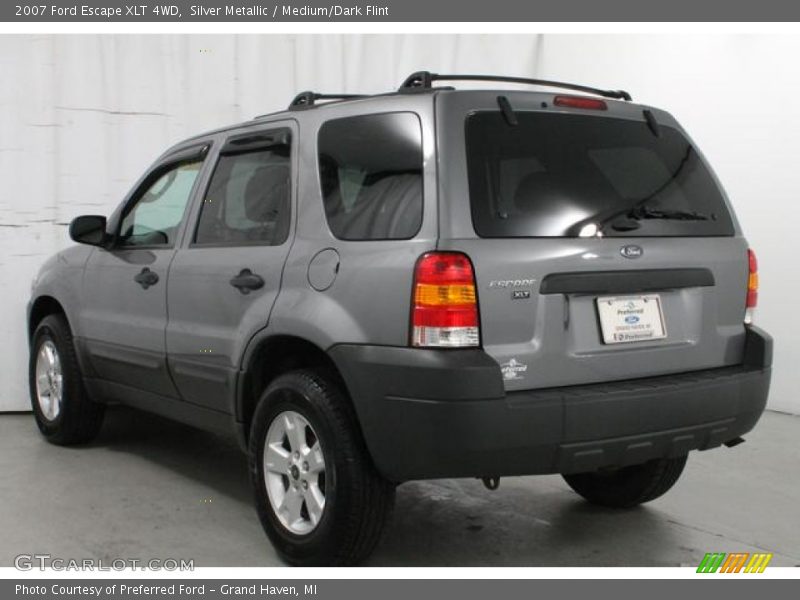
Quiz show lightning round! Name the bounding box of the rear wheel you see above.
[562,455,688,508]
[29,314,105,444]
[249,369,395,566]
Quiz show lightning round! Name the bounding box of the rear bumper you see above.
[329,326,772,482]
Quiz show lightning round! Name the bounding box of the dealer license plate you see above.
[596,295,667,344]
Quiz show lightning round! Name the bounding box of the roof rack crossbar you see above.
[288,91,367,110]
[399,71,632,101]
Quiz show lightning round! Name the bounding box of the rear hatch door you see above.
[435,90,749,391]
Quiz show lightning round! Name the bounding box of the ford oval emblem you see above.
[620,245,643,259]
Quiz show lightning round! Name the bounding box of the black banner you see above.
[5,0,800,22]
[5,579,799,600]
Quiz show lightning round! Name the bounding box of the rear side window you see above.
[195,140,291,246]
[318,112,423,241]
[465,111,735,238]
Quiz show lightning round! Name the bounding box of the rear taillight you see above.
[411,252,479,348]
[745,248,758,324]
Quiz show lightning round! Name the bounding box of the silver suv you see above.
[27,72,772,566]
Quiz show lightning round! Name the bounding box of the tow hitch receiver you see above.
[481,476,500,491]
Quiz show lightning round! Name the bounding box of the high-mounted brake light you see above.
[745,248,758,324]
[553,95,608,111]
[411,252,479,348]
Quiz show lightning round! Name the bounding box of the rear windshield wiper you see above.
[627,206,711,221]
[607,205,712,232]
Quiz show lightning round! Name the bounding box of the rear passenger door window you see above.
[318,112,423,240]
[194,131,291,246]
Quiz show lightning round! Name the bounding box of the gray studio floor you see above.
[1,407,798,568]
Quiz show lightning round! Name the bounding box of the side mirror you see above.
[69,215,108,247]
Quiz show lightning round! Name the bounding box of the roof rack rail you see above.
[288,91,367,110]
[399,71,632,101]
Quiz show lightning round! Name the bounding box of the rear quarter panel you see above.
[267,94,439,349]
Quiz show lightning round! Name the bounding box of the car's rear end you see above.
[336,86,771,484]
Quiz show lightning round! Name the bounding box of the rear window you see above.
[318,112,423,241]
[465,111,735,238]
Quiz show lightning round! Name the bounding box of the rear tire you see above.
[29,314,105,445]
[562,455,688,508]
[249,369,395,566]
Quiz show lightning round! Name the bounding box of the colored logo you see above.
[624,315,640,324]
[696,552,772,573]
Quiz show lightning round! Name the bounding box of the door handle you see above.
[134,267,159,289]
[229,268,264,294]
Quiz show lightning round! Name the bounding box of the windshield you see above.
[465,111,735,238]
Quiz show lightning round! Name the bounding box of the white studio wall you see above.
[0,34,796,414]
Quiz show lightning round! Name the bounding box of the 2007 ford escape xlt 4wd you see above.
[27,72,772,565]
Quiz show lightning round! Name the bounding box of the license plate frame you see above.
[596,294,667,345]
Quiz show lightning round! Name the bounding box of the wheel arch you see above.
[28,295,69,342]
[237,334,355,445]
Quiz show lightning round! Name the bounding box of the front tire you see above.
[29,314,105,445]
[563,455,688,508]
[249,369,395,566]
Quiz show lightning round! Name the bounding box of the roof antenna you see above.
[497,96,518,126]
